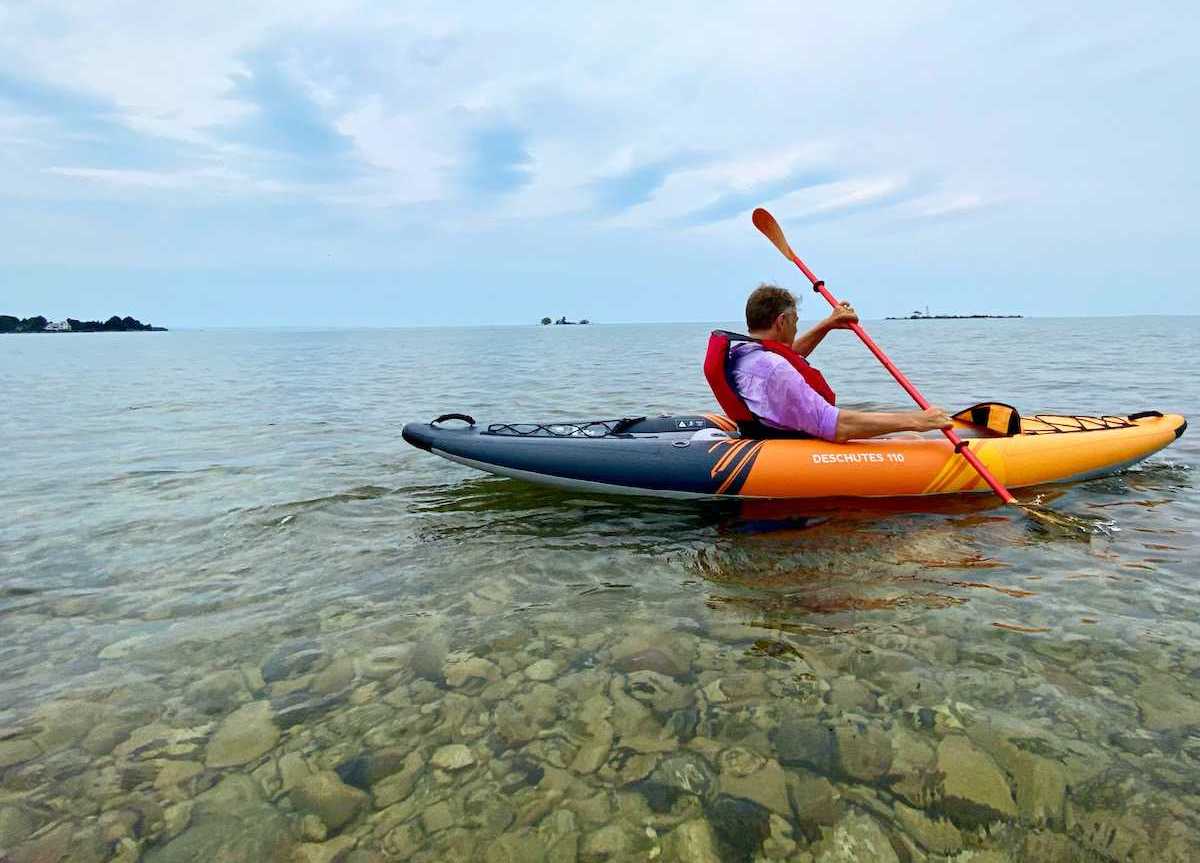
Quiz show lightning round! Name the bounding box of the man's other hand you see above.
[911,406,953,432]
[826,301,859,329]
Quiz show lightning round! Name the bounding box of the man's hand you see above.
[825,301,859,329]
[909,406,953,432]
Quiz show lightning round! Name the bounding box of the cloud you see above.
[0,69,190,170]
[459,123,533,195]
[218,49,362,182]
[678,164,843,226]
[591,151,707,214]
[3,4,1197,320]
[780,176,932,225]
[899,193,997,222]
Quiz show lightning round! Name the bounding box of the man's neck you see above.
[748,328,783,342]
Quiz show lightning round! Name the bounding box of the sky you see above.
[2,1,1197,326]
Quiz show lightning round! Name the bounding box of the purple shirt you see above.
[729,343,840,440]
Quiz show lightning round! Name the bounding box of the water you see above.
[1,317,1197,861]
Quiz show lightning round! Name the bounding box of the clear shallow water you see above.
[1,318,1197,862]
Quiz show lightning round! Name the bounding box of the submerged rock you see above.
[32,699,108,751]
[811,811,899,863]
[625,670,694,714]
[663,819,721,863]
[773,717,836,774]
[833,721,893,783]
[828,676,878,713]
[494,683,563,745]
[371,750,425,808]
[0,738,39,768]
[706,794,771,861]
[291,771,369,832]
[444,656,501,689]
[261,638,325,683]
[888,726,937,807]
[408,635,449,682]
[186,670,250,715]
[281,751,315,791]
[420,799,456,834]
[524,658,559,682]
[717,757,790,819]
[205,701,279,768]
[569,718,614,775]
[431,743,476,771]
[0,804,39,847]
[1013,752,1067,826]
[293,835,357,863]
[311,656,356,696]
[335,747,409,791]
[893,801,962,854]
[785,770,842,841]
[381,821,423,858]
[581,822,648,861]
[611,628,694,679]
[935,735,1017,825]
[147,775,294,863]
[636,752,716,812]
[484,828,547,863]
[1135,670,1200,732]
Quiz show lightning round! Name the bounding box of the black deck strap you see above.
[714,329,760,343]
[954,440,970,453]
[431,413,476,426]
[736,419,813,440]
[1128,411,1164,420]
[609,416,647,435]
[812,280,825,293]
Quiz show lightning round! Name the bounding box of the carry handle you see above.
[431,413,476,426]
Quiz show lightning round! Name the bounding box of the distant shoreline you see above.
[1,315,167,333]
[884,314,1023,320]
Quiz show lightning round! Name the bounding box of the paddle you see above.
[750,207,1107,534]
[752,206,1016,503]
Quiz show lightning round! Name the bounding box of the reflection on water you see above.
[1,320,1198,861]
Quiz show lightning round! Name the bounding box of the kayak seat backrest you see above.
[952,403,1022,436]
[703,330,814,439]
[704,331,756,426]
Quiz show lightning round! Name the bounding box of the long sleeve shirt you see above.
[729,343,840,441]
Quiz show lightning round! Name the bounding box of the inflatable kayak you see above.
[401,405,1186,500]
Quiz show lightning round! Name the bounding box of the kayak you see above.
[401,406,1186,500]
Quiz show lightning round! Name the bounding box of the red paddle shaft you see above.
[765,222,1017,504]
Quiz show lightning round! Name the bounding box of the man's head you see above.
[745,283,798,342]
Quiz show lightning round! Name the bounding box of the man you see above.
[728,283,952,441]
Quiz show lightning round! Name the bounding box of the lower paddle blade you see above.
[1017,500,1115,539]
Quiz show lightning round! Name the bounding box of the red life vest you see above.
[703,330,836,434]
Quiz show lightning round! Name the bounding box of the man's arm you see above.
[831,407,952,442]
[792,302,858,357]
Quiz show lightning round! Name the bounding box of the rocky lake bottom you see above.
[2,321,1198,861]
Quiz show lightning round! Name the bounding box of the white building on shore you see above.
[44,320,71,332]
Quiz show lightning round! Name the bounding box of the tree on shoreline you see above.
[0,314,166,332]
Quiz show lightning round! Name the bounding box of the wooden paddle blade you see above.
[752,207,796,261]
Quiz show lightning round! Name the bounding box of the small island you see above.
[0,315,168,333]
[885,309,1021,320]
[540,316,590,325]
